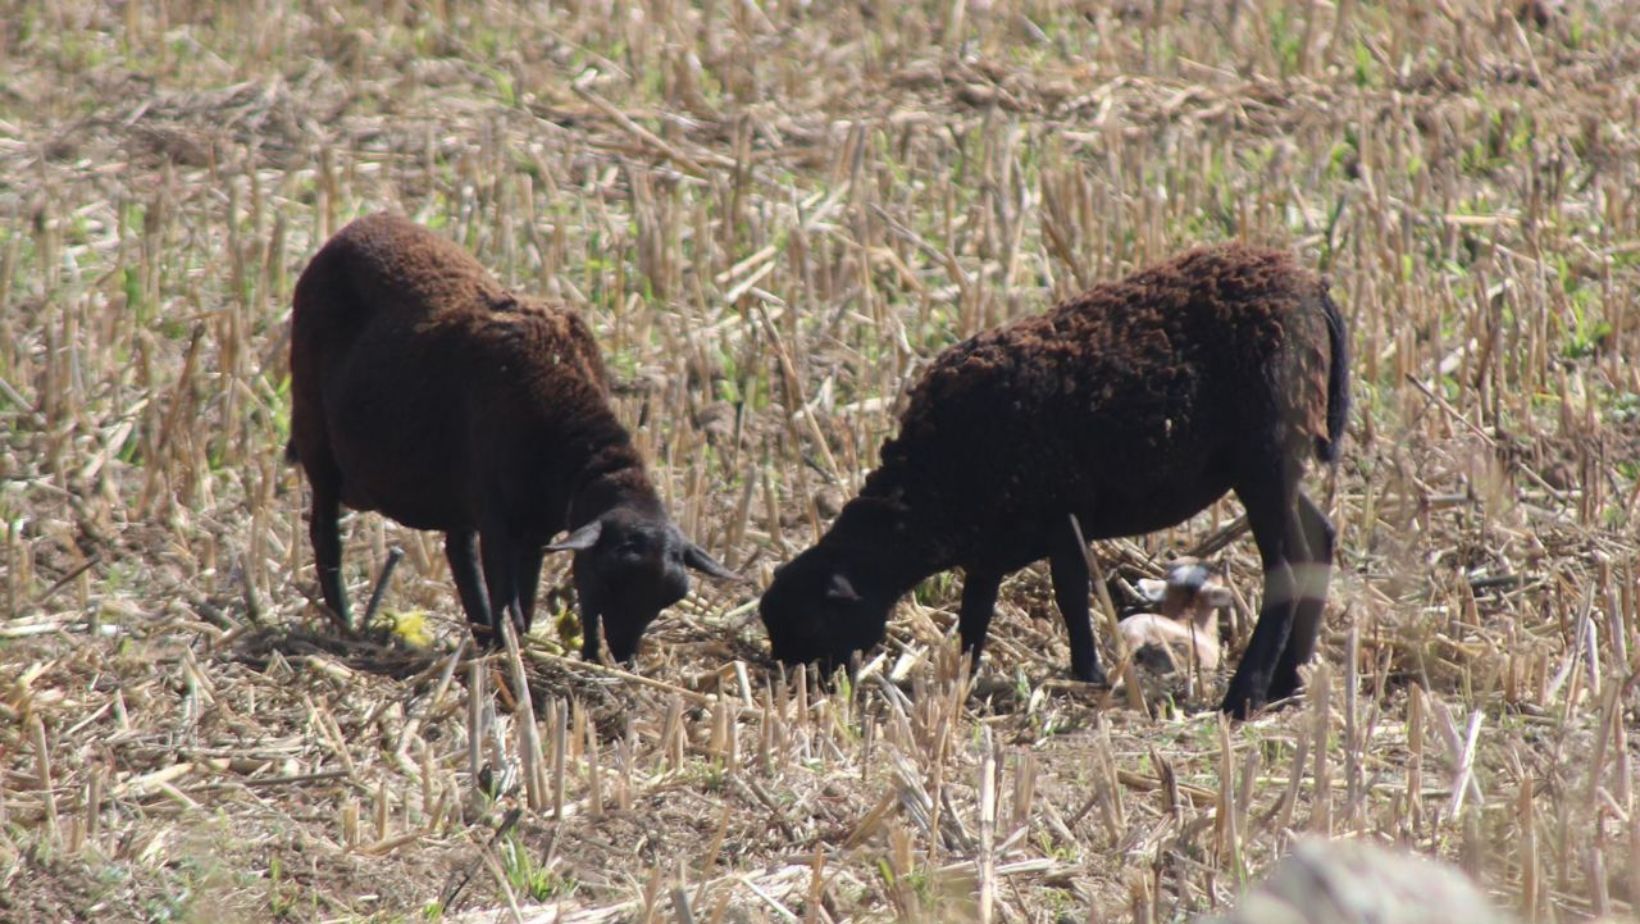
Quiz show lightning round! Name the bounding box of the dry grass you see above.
[2,0,1638,920]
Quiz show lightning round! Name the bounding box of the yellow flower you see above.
[385,610,433,648]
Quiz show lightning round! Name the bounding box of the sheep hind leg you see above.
[1049,538,1107,686]
[444,529,493,639]
[1267,491,1335,703]
[1221,471,1300,719]
[956,569,1003,676]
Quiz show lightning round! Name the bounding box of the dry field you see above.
[3,0,1638,921]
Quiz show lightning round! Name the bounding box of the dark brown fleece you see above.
[761,242,1348,715]
[288,213,737,659]
[289,213,657,539]
[861,244,1336,574]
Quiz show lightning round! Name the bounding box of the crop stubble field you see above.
[2,0,1638,921]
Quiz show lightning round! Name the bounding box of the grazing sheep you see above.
[1119,562,1232,675]
[287,212,736,660]
[758,244,1348,717]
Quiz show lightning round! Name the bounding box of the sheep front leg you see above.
[1049,540,1107,685]
[479,519,524,644]
[309,485,351,629]
[957,569,1002,675]
[514,546,547,634]
[579,611,604,663]
[444,529,492,634]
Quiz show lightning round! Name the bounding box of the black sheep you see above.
[287,212,736,660]
[759,244,1348,717]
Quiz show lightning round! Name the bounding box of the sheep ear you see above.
[683,542,741,582]
[825,573,861,603]
[546,520,603,552]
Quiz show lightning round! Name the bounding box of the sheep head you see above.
[548,506,738,662]
[758,545,895,677]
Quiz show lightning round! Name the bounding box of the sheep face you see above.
[758,547,893,676]
[551,507,736,662]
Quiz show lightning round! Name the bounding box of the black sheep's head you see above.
[548,507,738,663]
[758,545,893,677]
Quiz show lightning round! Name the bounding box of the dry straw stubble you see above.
[1,0,1638,921]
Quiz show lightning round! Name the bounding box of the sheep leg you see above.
[579,609,604,663]
[1267,492,1335,703]
[308,483,351,629]
[1049,539,1107,685]
[1221,476,1299,718]
[957,569,1002,674]
[479,520,524,643]
[514,546,546,633]
[444,529,492,633]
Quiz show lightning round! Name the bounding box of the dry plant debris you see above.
[2,0,1638,921]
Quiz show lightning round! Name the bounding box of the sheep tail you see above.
[284,438,299,465]
[1318,285,1349,464]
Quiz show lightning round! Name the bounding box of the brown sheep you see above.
[287,212,736,660]
[758,244,1348,717]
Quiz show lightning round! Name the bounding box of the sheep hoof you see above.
[1071,663,1108,687]
[1220,683,1267,719]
